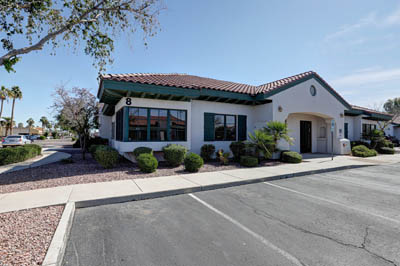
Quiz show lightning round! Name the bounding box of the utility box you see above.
[339,138,351,155]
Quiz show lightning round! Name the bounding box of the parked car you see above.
[2,135,32,147]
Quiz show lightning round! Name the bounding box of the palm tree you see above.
[0,86,9,118]
[40,116,49,133]
[9,86,22,135]
[3,117,14,136]
[27,118,35,135]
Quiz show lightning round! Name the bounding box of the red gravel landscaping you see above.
[0,150,282,194]
[0,205,64,266]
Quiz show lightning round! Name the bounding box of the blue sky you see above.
[2,0,400,126]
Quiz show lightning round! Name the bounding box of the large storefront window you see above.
[214,114,236,141]
[170,110,186,141]
[129,107,147,141]
[127,107,187,142]
[115,109,124,141]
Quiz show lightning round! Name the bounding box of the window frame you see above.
[213,114,237,141]
[126,106,187,142]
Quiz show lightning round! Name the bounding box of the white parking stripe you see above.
[188,193,306,266]
[264,182,400,225]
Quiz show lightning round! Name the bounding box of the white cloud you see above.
[324,13,377,41]
[332,68,400,87]
[325,7,400,41]
[383,7,400,25]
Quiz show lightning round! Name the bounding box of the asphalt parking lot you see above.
[63,164,400,266]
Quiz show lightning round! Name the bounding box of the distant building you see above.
[1,126,43,136]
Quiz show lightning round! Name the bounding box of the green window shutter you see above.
[204,113,215,141]
[238,115,247,141]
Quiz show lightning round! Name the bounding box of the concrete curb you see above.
[42,202,75,266]
[74,163,372,209]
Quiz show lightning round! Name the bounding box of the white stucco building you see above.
[97,71,399,158]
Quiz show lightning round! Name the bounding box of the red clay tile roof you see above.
[100,71,351,108]
[351,105,393,117]
[101,71,323,96]
[101,73,256,95]
[255,71,314,94]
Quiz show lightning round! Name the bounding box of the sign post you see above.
[331,120,335,161]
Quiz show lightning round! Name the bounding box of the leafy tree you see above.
[0,86,10,118]
[372,98,400,132]
[27,118,35,135]
[0,0,163,72]
[8,86,22,135]
[51,86,98,159]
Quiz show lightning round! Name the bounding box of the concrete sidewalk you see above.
[0,149,71,175]
[0,154,399,214]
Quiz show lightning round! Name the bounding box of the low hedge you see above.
[229,141,245,161]
[137,153,158,173]
[281,151,302,163]
[0,144,42,166]
[378,147,395,154]
[352,145,377,157]
[240,155,258,167]
[94,147,119,168]
[184,153,204,172]
[200,144,215,162]
[133,147,153,159]
[350,141,370,149]
[162,144,187,167]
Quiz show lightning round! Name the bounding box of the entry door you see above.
[300,121,312,153]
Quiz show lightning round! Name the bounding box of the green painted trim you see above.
[100,80,257,104]
[167,110,171,141]
[123,107,129,142]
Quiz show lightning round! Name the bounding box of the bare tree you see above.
[52,86,98,159]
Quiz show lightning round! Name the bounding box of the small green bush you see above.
[229,141,246,161]
[162,144,187,167]
[94,147,119,168]
[137,153,158,173]
[0,144,42,166]
[350,141,370,149]
[378,147,395,154]
[39,135,46,140]
[184,153,204,172]
[240,155,259,167]
[352,145,377,157]
[89,144,101,154]
[133,147,153,159]
[281,151,302,163]
[200,144,215,162]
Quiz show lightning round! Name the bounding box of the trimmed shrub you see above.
[162,144,187,167]
[133,147,153,159]
[94,147,119,168]
[200,144,215,162]
[89,144,101,154]
[281,151,302,163]
[350,141,370,149]
[240,155,259,167]
[137,153,158,173]
[184,153,204,172]
[39,136,46,140]
[352,145,377,157]
[229,141,245,161]
[0,144,42,166]
[378,147,395,154]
